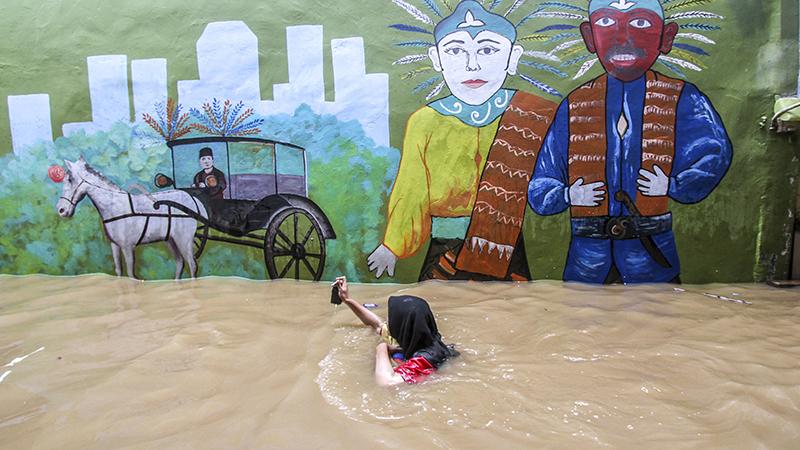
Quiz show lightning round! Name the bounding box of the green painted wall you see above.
[0,0,798,283]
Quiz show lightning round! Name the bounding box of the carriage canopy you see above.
[166,137,308,201]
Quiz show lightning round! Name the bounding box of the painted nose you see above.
[466,54,480,72]
[614,25,629,45]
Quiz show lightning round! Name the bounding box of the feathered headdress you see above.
[388,0,722,100]
[521,0,722,80]
[389,0,568,100]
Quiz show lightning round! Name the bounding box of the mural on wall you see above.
[54,156,207,279]
[528,0,733,283]
[50,98,337,281]
[368,0,565,281]
[0,0,748,283]
[3,19,398,281]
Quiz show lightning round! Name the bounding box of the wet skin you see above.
[579,9,679,81]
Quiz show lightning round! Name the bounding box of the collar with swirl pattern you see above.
[428,89,516,127]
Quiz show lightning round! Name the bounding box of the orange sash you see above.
[567,71,684,218]
[454,91,557,279]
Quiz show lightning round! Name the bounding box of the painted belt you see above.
[571,213,672,240]
[431,216,470,240]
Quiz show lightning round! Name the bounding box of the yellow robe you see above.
[383,106,501,258]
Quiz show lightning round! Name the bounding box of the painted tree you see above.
[142,98,193,140]
[190,99,264,136]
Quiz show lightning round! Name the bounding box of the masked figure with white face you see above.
[528,0,732,284]
[368,0,558,281]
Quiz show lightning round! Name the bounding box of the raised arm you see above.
[333,276,382,334]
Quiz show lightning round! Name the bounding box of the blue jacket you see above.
[528,73,732,283]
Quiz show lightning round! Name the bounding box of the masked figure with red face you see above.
[528,0,732,284]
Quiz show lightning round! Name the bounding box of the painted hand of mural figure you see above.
[367,244,397,278]
[375,0,558,282]
[637,165,669,197]
[568,178,606,207]
[528,0,732,285]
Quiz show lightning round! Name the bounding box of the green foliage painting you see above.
[0,107,398,282]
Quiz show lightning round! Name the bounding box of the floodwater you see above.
[1,275,798,449]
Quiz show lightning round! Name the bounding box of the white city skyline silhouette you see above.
[7,21,390,154]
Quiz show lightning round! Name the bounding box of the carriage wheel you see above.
[194,224,209,259]
[264,208,326,281]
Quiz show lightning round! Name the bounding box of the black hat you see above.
[199,147,214,158]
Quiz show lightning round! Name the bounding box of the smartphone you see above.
[330,285,342,305]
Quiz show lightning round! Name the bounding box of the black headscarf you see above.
[387,295,459,368]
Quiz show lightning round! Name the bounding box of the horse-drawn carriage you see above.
[153,136,335,281]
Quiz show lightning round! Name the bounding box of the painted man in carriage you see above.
[192,147,228,200]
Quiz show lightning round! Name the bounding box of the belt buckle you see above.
[605,217,631,240]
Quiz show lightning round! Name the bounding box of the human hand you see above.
[333,276,349,301]
[569,178,606,207]
[367,245,397,278]
[637,165,669,196]
[198,182,206,188]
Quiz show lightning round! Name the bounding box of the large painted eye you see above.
[444,46,465,56]
[630,18,652,29]
[594,17,616,27]
[477,46,499,56]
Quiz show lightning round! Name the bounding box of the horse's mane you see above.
[79,161,125,192]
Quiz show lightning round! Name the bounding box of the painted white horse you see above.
[55,157,207,279]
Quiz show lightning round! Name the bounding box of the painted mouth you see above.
[611,54,638,62]
[608,52,642,67]
[462,79,488,89]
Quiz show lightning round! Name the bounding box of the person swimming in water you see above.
[332,276,459,386]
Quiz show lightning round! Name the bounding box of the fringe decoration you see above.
[391,0,434,26]
[389,23,433,35]
[393,54,429,65]
[667,11,724,20]
[572,58,599,80]
[675,32,716,45]
[425,80,446,100]
[518,73,563,98]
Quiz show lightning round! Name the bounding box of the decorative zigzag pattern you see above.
[569,132,605,143]
[642,139,673,150]
[498,124,543,142]
[642,152,674,163]
[643,123,675,133]
[485,161,530,179]
[568,154,605,165]
[479,181,526,203]
[473,201,524,227]
[507,104,550,121]
[647,92,681,103]
[494,139,536,157]
[643,105,675,117]
[570,115,601,124]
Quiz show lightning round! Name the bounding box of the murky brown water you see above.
[1,275,798,449]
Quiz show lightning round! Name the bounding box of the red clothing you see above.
[393,356,435,384]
